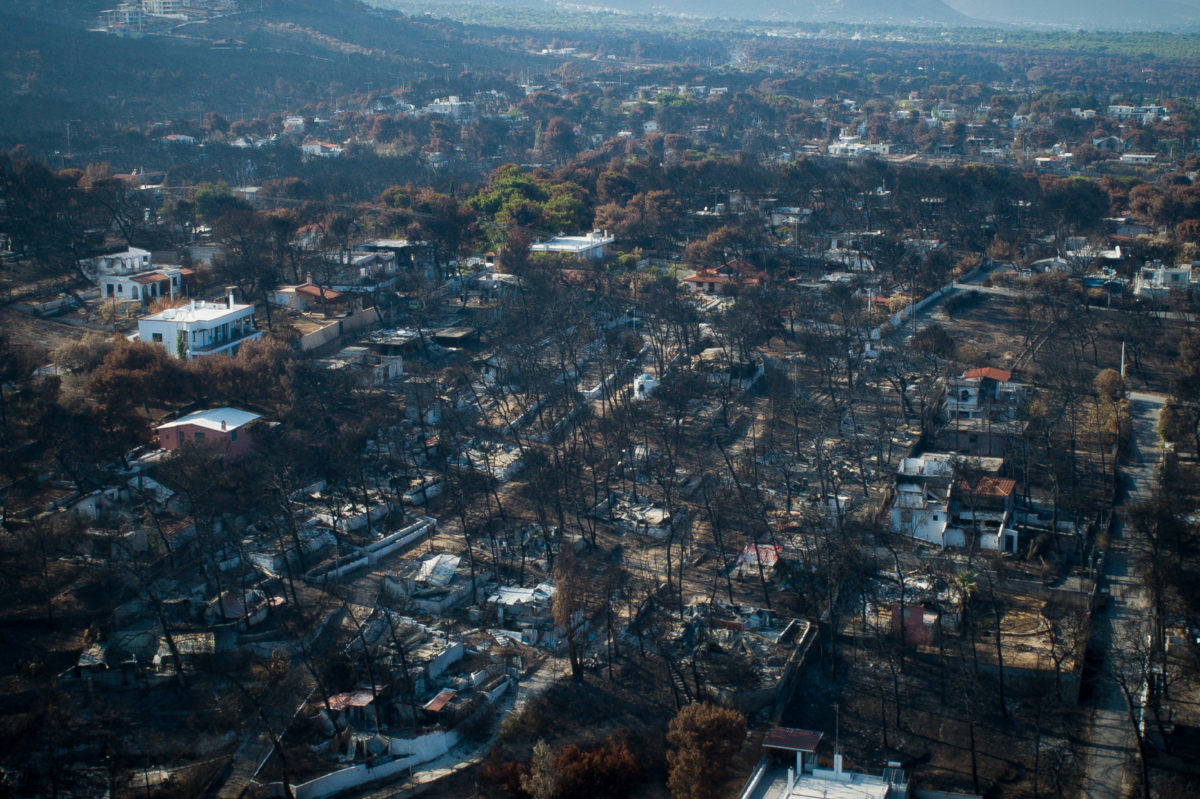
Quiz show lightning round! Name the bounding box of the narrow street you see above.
[1078,392,1164,799]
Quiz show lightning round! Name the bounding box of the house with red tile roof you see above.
[270,281,349,313]
[945,366,1024,421]
[681,259,768,295]
[891,452,1020,553]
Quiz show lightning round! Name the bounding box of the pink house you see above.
[157,407,262,460]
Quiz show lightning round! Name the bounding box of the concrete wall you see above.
[282,723,465,799]
[24,296,79,316]
[739,760,770,799]
[298,322,342,352]
[427,641,464,679]
[1000,577,1095,613]
[307,517,434,581]
[297,307,379,352]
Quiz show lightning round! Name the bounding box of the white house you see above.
[944,367,1022,420]
[420,96,476,120]
[82,248,193,306]
[934,104,958,121]
[743,727,908,799]
[139,290,261,359]
[100,267,185,306]
[890,453,1018,552]
[80,247,152,281]
[632,373,659,400]
[1134,262,1196,300]
[141,0,181,16]
[301,140,343,158]
[530,230,614,260]
[1107,104,1168,123]
[890,454,954,547]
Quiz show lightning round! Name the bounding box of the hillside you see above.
[944,0,1200,31]
[0,0,531,144]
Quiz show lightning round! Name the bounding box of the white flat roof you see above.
[750,768,900,799]
[361,238,415,248]
[143,301,254,324]
[789,771,893,799]
[158,407,261,433]
[87,247,150,259]
[531,233,615,253]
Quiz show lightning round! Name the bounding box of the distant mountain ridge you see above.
[942,0,1200,31]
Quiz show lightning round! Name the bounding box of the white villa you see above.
[81,247,192,306]
[530,230,614,260]
[139,290,261,359]
[1133,262,1196,300]
[80,247,152,279]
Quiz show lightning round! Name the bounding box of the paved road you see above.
[1078,392,1164,799]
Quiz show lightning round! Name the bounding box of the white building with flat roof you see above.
[139,290,261,359]
[743,727,908,799]
[530,230,614,260]
[141,0,181,14]
[420,96,476,120]
[1134,262,1195,300]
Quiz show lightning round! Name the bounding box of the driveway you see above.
[1078,392,1163,799]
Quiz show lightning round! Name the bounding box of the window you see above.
[230,430,238,442]
[117,284,123,293]
[900,509,913,524]
[194,432,205,441]
[152,333,163,343]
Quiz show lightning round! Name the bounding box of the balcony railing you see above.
[189,328,261,354]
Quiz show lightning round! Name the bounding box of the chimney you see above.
[221,420,227,431]
[225,286,237,308]
[833,754,843,776]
